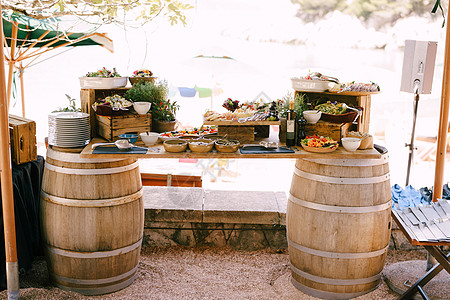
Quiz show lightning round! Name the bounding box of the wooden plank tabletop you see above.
[79,137,382,159]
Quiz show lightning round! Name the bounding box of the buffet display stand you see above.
[76,133,391,299]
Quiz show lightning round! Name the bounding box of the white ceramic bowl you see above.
[291,78,330,92]
[303,110,322,124]
[140,132,159,145]
[79,77,128,89]
[341,137,361,152]
[133,102,152,115]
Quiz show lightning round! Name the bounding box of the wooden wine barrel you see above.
[40,147,144,295]
[287,153,391,299]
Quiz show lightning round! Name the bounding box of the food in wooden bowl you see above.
[92,95,133,116]
[300,135,338,153]
[215,139,240,153]
[189,139,214,153]
[163,139,187,153]
[313,101,359,124]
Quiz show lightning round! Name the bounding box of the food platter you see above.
[158,126,218,141]
[300,135,339,153]
[301,144,338,153]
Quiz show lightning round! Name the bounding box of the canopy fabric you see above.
[2,13,113,51]
[2,12,113,116]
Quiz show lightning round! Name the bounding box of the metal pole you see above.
[0,3,20,299]
[405,93,420,186]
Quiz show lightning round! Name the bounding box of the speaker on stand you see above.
[400,39,438,186]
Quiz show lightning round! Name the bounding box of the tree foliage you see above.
[1,0,193,26]
[292,0,442,26]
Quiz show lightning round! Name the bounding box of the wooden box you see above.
[218,125,255,143]
[304,121,351,142]
[80,88,129,138]
[295,90,375,133]
[8,114,37,165]
[96,113,152,141]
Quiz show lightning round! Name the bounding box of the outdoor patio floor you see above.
[0,247,429,299]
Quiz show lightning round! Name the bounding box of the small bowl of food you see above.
[215,139,240,153]
[133,102,151,115]
[303,110,322,124]
[140,132,159,146]
[188,139,214,153]
[118,133,138,144]
[341,137,361,152]
[163,139,187,153]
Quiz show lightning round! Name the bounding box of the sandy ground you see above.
[0,246,428,300]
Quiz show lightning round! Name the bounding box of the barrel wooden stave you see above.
[41,147,144,295]
[288,156,391,299]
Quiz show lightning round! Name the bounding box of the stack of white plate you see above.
[48,112,90,148]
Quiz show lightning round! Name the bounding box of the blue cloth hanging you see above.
[178,87,197,97]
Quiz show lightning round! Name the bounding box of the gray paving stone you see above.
[143,186,203,222]
[203,190,280,224]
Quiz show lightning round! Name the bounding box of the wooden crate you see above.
[218,125,255,143]
[80,88,129,138]
[304,121,352,142]
[96,113,152,141]
[295,90,374,133]
[8,114,37,165]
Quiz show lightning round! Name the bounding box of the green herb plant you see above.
[277,92,308,119]
[52,94,81,113]
[125,80,178,121]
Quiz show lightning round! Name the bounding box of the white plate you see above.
[79,77,128,89]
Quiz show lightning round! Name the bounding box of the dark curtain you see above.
[0,156,45,290]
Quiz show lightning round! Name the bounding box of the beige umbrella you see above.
[0,3,19,298]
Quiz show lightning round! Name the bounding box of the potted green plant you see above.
[125,80,179,132]
[52,94,81,113]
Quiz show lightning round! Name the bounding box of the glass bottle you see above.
[286,100,296,146]
[297,117,306,146]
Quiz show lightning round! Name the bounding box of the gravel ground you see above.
[0,246,427,300]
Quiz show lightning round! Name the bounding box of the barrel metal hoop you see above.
[290,277,380,299]
[303,155,388,167]
[41,189,143,207]
[290,262,381,285]
[288,194,392,213]
[293,167,390,184]
[47,147,124,163]
[45,160,139,175]
[287,237,389,259]
[46,238,142,259]
[52,264,138,286]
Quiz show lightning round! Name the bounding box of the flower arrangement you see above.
[85,67,121,78]
[132,69,153,77]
